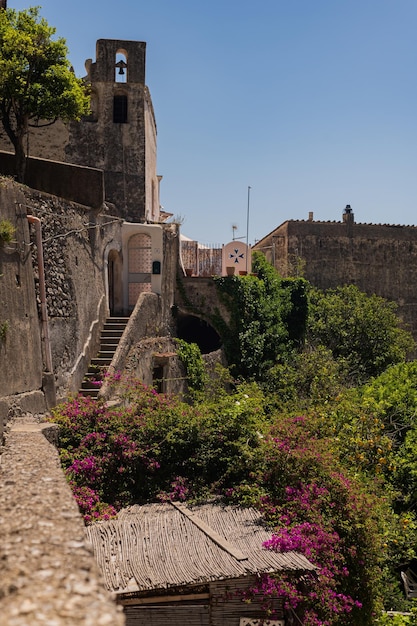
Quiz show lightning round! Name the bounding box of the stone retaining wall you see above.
[0,416,125,626]
[0,151,104,208]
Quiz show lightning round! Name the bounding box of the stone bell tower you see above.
[65,39,160,224]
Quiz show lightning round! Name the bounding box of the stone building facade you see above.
[253,205,417,339]
[0,39,161,224]
[0,34,179,415]
[66,39,160,223]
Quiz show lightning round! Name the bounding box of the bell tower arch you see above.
[65,39,160,224]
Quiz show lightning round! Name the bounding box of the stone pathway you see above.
[0,417,125,626]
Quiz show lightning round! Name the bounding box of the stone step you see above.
[79,316,129,398]
[103,322,128,330]
[100,337,120,346]
[101,329,124,339]
[105,317,130,324]
[79,388,100,398]
[81,380,102,390]
[86,363,101,375]
[97,346,115,358]
[91,356,113,367]
[84,370,105,380]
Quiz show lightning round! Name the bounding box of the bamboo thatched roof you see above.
[85,502,316,594]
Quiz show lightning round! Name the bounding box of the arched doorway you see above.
[128,233,152,310]
[108,249,123,316]
[176,312,222,354]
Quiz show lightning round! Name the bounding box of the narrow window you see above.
[87,90,98,122]
[153,366,164,393]
[113,95,128,123]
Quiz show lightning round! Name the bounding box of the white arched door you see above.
[127,233,152,309]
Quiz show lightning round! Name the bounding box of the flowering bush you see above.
[51,375,267,520]
[52,374,409,624]
[70,484,117,524]
[226,414,387,624]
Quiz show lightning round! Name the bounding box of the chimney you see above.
[0,1,7,9]
[308,211,314,221]
[343,204,354,224]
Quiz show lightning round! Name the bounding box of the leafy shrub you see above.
[264,345,344,410]
[175,338,206,392]
[213,252,308,380]
[226,413,389,625]
[0,219,15,243]
[307,285,414,384]
[52,372,413,623]
[51,375,267,518]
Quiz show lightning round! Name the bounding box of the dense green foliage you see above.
[51,259,417,624]
[175,338,206,392]
[213,252,308,379]
[0,6,90,181]
[307,285,414,384]
[52,376,388,624]
[264,345,345,411]
[52,377,267,514]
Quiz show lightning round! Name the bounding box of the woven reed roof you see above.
[85,502,316,594]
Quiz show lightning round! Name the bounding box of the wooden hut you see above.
[85,501,316,626]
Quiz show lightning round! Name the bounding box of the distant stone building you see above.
[253,206,417,339]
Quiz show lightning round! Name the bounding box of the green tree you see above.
[213,252,308,380]
[357,361,417,457]
[264,345,345,411]
[362,363,417,511]
[0,6,89,181]
[307,284,414,385]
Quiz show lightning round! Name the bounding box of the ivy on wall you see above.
[213,252,308,380]
[175,338,206,392]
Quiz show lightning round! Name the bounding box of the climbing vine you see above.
[213,252,308,380]
[175,338,206,391]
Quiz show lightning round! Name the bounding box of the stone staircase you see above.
[79,317,130,398]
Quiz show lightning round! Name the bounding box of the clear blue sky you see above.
[9,1,417,245]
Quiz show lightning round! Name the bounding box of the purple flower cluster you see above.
[159,476,189,502]
[70,484,117,524]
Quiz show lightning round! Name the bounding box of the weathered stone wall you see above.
[1,175,181,417]
[0,177,125,413]
[124,336,186,396]
[0,119,69,163]
[254,217,417,340]
[161,223,180,320]
[24,189,123,399]
[0,150,104,208]
[0,179,44,435]
[175,276,232,333]
[0,417,125,626]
